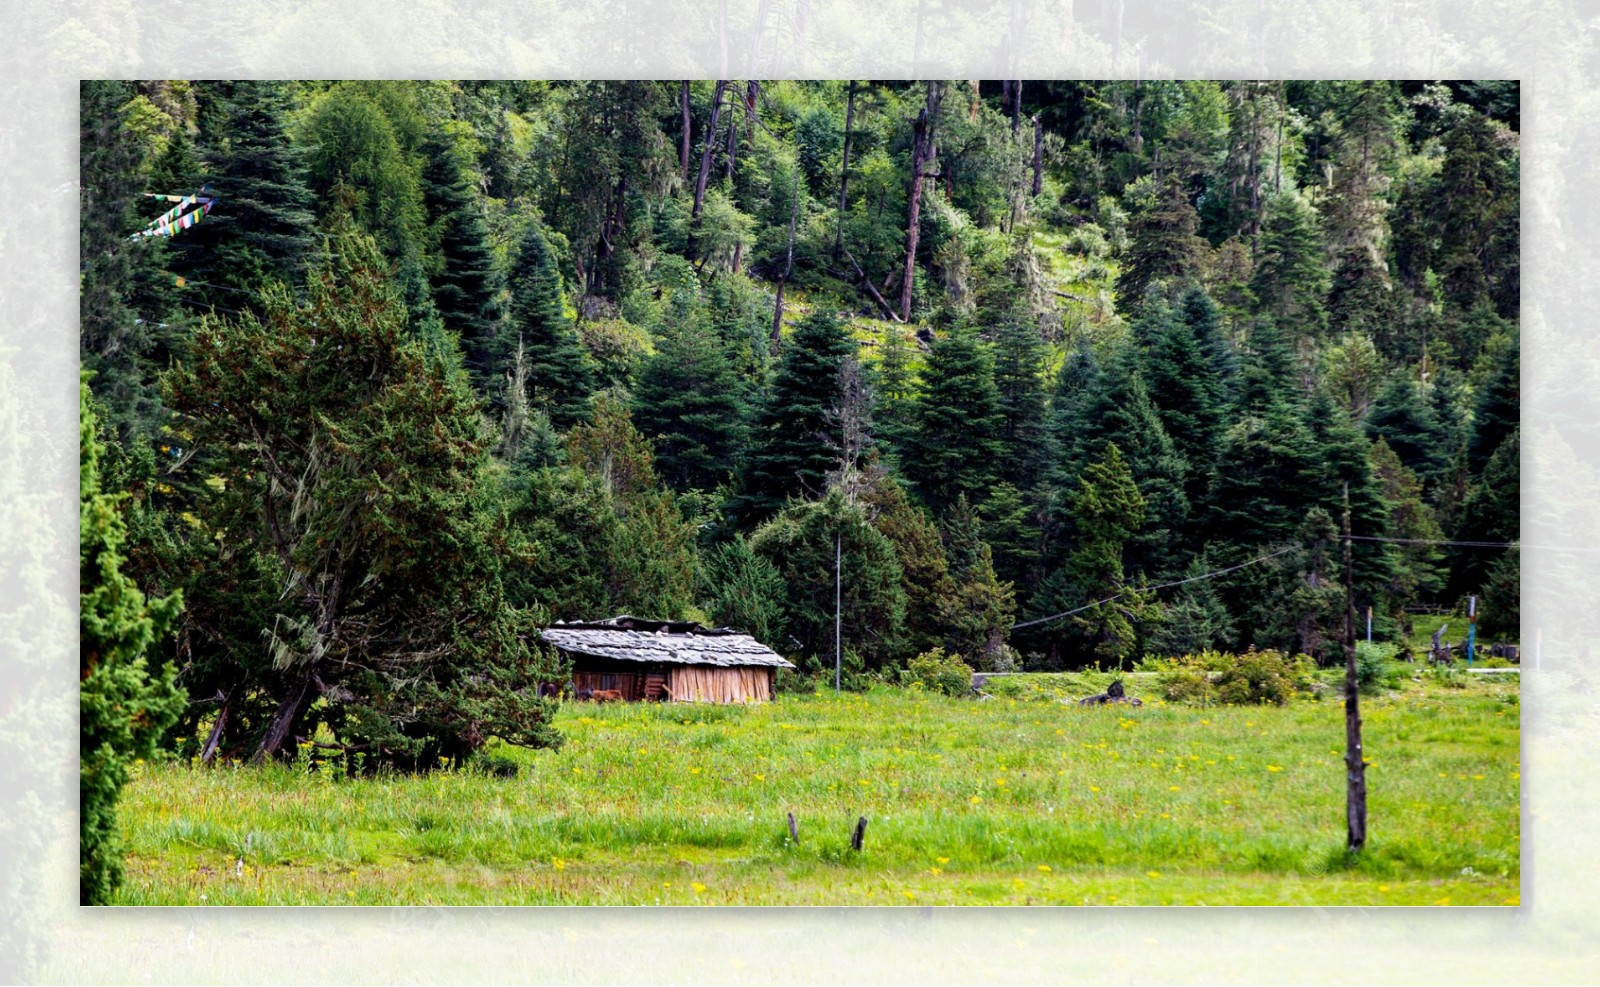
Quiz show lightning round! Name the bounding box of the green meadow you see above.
[114,673,1519,906]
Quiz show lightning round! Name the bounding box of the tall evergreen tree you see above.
[1116,176,1207,313]
[180,81,317,298]
[734,310,855,525]
[506,221,594,425]
[1138,287,1230,510]
[990,318,1051,491]
[1364,376,1453,494]
[1250,193,1329,340]
[1467,333,1519,477]
[164,227,563,767]
[901,326,1005,514]
[940,497,1017,671]
[633,326,750,491]
[80,378,184,904]
[421,132,505,365]
[1053,347,1188,575]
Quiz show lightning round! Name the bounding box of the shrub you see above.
[1155,649,1316,706]
[1159,666,1217,704]
[1216,649,1298,706]
[1355,642,1403,694]
[905,648,975,697]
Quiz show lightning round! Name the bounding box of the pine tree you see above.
[991,318,1051,491]
[750,490,907,673]
[421,132,505,367]
[900,326,1004,514]
[506,222,594,425]
[700,535,788,646]
[1116,176,1207,313]
[80,377,184,904]
[1450,427,1519,600]
[862,471,959,659]
[1364,375,1453,494]
[181,81,317,297]
[1369,436,1446,619]
[1305,391,1393,597]
[1467,333,1519,477]
[734,311,855,525]
[79,81,170,440]
[1060,443,1156,666]
[1053,347,1189,576]
[633,326,749,491]
[1138,287,1230,510]
[1250,193,1329,340]
[940,497,1017,671]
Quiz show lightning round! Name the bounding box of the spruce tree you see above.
[900,326,1005,514]
[164,227,563,767]
[80,81,169,440]
[1364,376,1454,493]
[734,310,855,525]
[80,378,184,904]
[991,318,1051,492]
[421,132,505,367]
[1053,347,1189,575]
[633,326,749,491]
[506,222,594,425]
[1250,193,1329,340]
[863,471,959,659]
[940,497,1017,671]
[181,81,317,297]
[1138,287,1230,510]
[1467,333,1519,477]
[1116,176,1207,313]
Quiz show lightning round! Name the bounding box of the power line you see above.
[1013,546,1298,631]
[1342,534,1518,549]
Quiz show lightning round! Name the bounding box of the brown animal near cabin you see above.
[588,689,625,703]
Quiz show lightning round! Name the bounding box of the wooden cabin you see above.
[540,616,795,704]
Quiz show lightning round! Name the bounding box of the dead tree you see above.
[833,80,857,262]
[679,81,692,182]
[1031,114,1044,197]
[900,81,942,322]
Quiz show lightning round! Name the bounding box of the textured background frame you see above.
[1,0,1586,981]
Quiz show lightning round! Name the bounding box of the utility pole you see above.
[1343,481,1367,851]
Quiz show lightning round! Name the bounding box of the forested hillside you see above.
[80,79,1519,761]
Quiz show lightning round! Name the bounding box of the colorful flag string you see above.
[129,187,219,240]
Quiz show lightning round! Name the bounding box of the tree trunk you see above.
[691,81,727,222]
[773,173,800,352]
[834,80,857,262]
[725,99,739,181]
[1032,114,1044,197]
[199,684,238,765]
[251,662,317,764]
[1010,80,1023,136]
[901,82,941,322]
[680,81,692,182]
[1343,482,1368,850]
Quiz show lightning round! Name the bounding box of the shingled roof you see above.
[539,616,796,669]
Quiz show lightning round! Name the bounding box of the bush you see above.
[1155,649,1315,706]
[1355,642,1403,694]
[982,675,1025,699]
[905,648,975,697]
[1216,649,1299,706]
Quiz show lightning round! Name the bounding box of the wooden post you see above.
[1342,481,1367,851]
[834,530,843,694]
[850,816,868,851]
[788,812,800,846]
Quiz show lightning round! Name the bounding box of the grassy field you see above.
[114,672,1520,906]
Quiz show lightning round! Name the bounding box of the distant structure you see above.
[540,616,795,704]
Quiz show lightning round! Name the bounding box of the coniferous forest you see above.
[80,79,1518,791]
